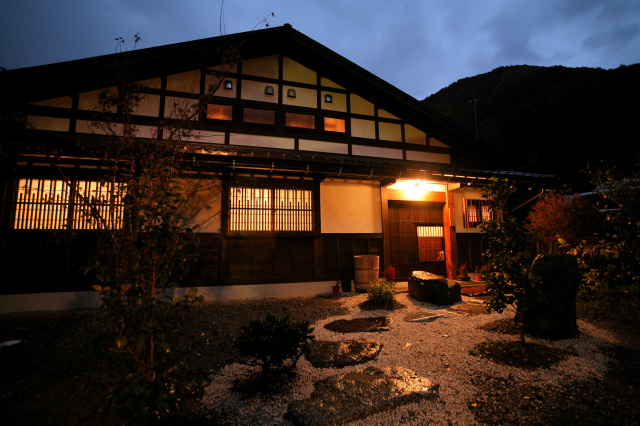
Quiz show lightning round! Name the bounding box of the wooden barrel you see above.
[354,255,380,292]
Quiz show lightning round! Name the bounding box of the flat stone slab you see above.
[403,312,444,323]
[445,303,490,315]
[324,316,391,333]
[286,366,439,426]
[305,339,383,368]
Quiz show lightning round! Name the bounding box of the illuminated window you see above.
[13,178,124,230]
[223,80,233,90]
[324,94,333,103]
[285,112,315,129]
[323,117,345,133]
[287,88,296,98]
[264,85,274,95]
[228,185,314,234]
[463,198,494,228]
[206,104,233,121]
[417,225,445,262]
[243,108,276,125]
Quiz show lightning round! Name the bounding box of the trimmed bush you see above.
[234,314,314,378]
[367,279,396,308]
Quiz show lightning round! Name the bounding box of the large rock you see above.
[523,254,581,340]
[305,339,382,368]
[409,272,462,306]
[286,366,439,425]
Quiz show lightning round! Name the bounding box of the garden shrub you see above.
[367,279,396,308]
[234,314,314,378]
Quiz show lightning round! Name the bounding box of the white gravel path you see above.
[201,292,618,425]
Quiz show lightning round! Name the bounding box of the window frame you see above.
[206,103,234,121]
[224,181,318,236]
[285,112,316,130]
[242,107,277,125]
[462,198,495,228]
[10,177,125,231]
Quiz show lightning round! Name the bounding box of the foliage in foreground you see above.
[577,162,640,294]
[234,314,315,379]
[367,278,396,308]
[480,178,542,344]
[79,35,234,422]
[470,340,572,370]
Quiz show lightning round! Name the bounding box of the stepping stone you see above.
[305,339,383,368]
[445,303,490,315]
[286,366,439,426]
[403,313,444,323]
[324,316,391,333]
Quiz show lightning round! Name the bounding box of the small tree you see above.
[572,161,640,321]
[480,178,541,344]
[527,189,601,254]
[79,35,236,422]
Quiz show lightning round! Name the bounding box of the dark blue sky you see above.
[1,0,639,98]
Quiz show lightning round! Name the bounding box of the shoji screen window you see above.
[463,198,493,228]
[12,178,124,230]
[228,185,315,234]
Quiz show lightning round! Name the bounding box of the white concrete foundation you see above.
[0,281,337,313]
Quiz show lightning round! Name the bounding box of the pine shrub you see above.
[234,314,314,378]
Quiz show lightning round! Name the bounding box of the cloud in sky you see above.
[1,0,639,98]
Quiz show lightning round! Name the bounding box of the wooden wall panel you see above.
[389,202,445,279]
[456,233,485,271]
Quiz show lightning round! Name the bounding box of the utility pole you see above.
[470,98,478,142]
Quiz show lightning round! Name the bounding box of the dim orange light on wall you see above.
[388,179,445,200]
[323,117,345,132]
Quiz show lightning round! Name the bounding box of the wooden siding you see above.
[0,232,383,294]
[456,233,485,272]
[388,201,446,279]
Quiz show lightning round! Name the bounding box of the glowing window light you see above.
[229,186,314,233]
[323,117,345,132]
[13,178,124,230]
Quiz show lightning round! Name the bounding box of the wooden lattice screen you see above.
[13,178,124,230]
[228,186,314,233]
[463,198,492,228]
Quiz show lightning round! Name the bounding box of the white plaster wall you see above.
[0,282,337,313]
[453,187,485,233]
[181,178,222,233]
[320,178,382,233]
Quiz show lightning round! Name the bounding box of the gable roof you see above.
[1,24,558,185]
[2,25,472,149]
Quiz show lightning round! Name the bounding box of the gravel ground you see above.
[202,292,640,425]
[1,291,639,425]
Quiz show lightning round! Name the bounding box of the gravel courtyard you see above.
[1,290,639,425]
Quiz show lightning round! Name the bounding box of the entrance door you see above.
[388,202,446,279]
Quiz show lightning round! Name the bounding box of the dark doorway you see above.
[388,201,446,279]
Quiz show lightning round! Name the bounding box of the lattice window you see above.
[463,198,494,228]
[228,185,314,234]
[13,178,124,230]
[417,225,445,262]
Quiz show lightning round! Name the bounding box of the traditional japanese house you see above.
[0,24,556,311]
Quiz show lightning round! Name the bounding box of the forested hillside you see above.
[423,64,640,190]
